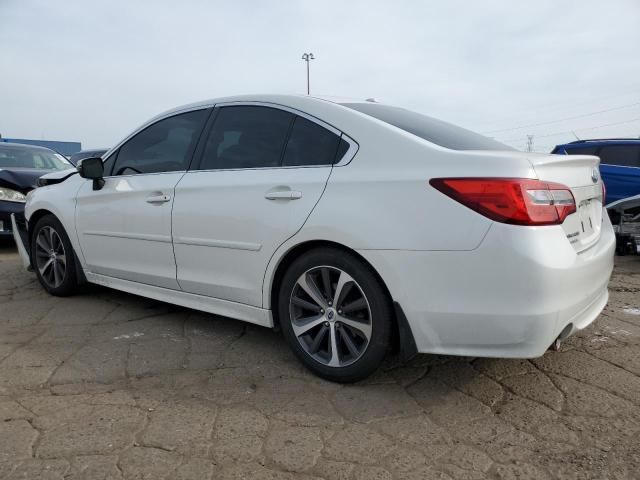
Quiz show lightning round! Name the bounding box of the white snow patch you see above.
[113,332,145,340]
[623,307,640,316]
[602,325,632,336]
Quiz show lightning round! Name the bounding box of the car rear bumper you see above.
[358,211,616,358]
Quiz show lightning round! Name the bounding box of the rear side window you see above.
[112,109,208,176]
[200,106,293,170]
[563,146,599,155]
[598,145,640,167]
[282,116,341,166]
[341,102,513,151]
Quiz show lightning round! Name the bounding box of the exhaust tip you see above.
[549,323,574,352]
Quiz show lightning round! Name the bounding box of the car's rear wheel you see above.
[278,247,392,382]
[31,215,79,296]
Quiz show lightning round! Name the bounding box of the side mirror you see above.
[77,157,105,190]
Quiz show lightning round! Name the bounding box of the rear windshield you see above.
[341,103,514,151]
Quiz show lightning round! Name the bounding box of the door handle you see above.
[265,190,303,200]
[146,194,171,204]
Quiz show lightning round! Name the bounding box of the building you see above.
[0,137,81,156]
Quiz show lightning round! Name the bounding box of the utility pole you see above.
[301,53,314,95]
[526,135,534,152]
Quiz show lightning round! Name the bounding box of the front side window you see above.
[112,109,208,176]
[598,145,640,167]
[282,116,342,166]
[102,150,118,176]
[199,106,293,170]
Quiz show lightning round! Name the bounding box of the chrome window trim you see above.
[211,101,359,167]
[185,165,333,174]
[103,170,188,180]
[335,133,359,167]
[102,101,360,176]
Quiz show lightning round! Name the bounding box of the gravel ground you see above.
[0,240,639,480]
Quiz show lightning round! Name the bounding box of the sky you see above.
[1,0,639,151]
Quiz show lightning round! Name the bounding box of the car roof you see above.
[0,142,58,153]
[154,94,374,119]
[556,138,640,148]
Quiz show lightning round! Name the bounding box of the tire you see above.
[278,247,392,382]
[30,215,79,296]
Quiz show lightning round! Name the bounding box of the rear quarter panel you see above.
[261,119,537,307]
[300,134,537,251]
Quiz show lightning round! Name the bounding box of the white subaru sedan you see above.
[13,94,615,382]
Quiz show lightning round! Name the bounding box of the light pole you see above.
[301,53,314,95]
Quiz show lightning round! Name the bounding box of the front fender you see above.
[25,175,87,268]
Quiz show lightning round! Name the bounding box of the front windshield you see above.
[0,147,72,170]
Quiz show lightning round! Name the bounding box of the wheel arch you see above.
[27,208,87,285]
[267,239,414,358]
[28,209,58,241]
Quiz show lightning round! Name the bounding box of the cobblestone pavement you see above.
[0,241,639,480]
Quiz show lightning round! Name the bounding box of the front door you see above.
[75,108,209,289]
[172,105,348,307]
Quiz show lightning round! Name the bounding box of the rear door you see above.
[172,104,346,307]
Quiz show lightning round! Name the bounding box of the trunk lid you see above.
[528,153,604,252]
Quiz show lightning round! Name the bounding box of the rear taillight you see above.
[430,178,577,226]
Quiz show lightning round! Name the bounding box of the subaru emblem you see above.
[591,168,598,183]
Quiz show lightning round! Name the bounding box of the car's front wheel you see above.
[278,247,392,382]
[31,215,79,296]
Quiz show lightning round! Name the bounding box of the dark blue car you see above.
[0,143,73,238]
[552,139,640,204]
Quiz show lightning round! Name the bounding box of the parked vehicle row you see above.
[606,194,640,255]
[13,95,615,381]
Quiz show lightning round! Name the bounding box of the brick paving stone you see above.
[264,424,324,472]
[0,420,38,462]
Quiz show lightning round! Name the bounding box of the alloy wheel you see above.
[34,226,67,289]
[289,266,372,367]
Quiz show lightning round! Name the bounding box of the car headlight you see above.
[0,187,27,203]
